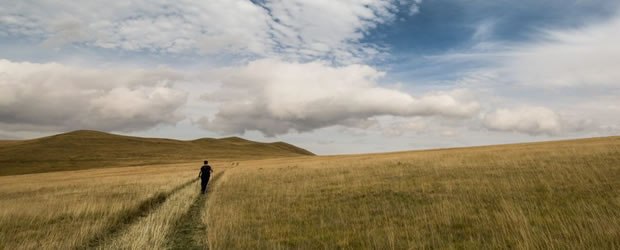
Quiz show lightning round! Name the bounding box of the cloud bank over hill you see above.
[0,59,187,132]
[197,59,479,136]
[482,106,595,136]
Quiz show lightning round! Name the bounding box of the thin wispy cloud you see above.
[0,0,421,63]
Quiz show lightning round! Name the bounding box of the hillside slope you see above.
[207,135,620,249]
[0,130,314,176]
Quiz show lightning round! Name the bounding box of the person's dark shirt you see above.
[200,165,212,178]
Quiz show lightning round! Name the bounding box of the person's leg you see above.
[201,179,207,193]
[204,177,210,192]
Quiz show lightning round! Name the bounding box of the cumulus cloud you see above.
[482,106,595,136]
[483,106,562,135]
[0,59,188,132]
[197,59,479,136]
[0,0,421,62]
[427,13,620,138]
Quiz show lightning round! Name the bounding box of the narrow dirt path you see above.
[79,178,198,249]
[167,171,224,250]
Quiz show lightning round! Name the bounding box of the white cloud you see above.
[260,0,399,62]
[0,0,420,63]
[503,16,620,87]
[483,106,562,135]
[471,19,496,41]
[408,0,423,15]
[561,94,620,135]
[482,106,595,136]
[383,118,426,136]
[440,130,458,137]
[197,59,480,136]
[431,14,620,137]
[39,18,90,48]
[436,14,620,88]
[0,59,188,132]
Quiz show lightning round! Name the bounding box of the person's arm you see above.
[210,167,213,173]
[198,169,202,178]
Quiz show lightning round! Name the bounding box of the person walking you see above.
[198,160,213,194]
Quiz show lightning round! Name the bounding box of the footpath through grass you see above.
[168,172,224,250]
[83,178,198,249]
[0,163,202,250]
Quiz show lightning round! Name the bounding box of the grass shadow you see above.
[78,178,198,249]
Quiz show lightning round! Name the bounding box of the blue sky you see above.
[1,0,619,154]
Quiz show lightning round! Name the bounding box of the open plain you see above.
[1,133,619,249]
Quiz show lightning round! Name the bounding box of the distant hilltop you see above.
[0,130,314,176]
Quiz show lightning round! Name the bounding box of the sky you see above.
[1,0,619,154]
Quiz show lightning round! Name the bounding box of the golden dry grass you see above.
[0,162,226,250]
[96,178,200,250]
[1,136,619,249]
[205,137,620,249]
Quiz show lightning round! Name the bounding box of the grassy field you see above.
[0,163,194,249]
[1,136,619,249]
[0,161,237,250]
[0,130,313,176]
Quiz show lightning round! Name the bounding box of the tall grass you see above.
[205,137,620,249]
[97,178,201,249]
[0,162,201,249]
[1,137,619,249]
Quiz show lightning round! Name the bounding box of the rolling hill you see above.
[0,130,314,176]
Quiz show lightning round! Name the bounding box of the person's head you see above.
[204,160,208,164]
